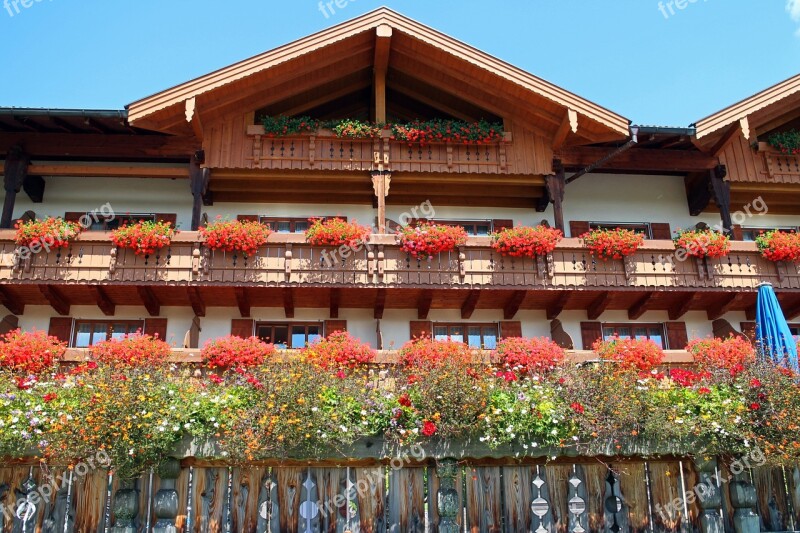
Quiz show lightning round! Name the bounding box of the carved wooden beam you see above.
[94,286,115,316]
[373,25,392,123]
[559,146,717,173]
[187,287,206,317]
[283,288,294,319]
[709,165,732,233]
[137,286,161,317]
[545,160,566,232]
[0,286,24,315]
[461,290,481,320]
[552,109,578,151]
[39,285,70,316]
[587,292,611,320]
[185,97,204,141]
[546,291,571,320]
[745,304,756,321]
[189,150,210,231]
[374,288,386,320]
[707,292,744,321]
[329,288,340,319]
[550,319,574,349]
[0,315,18,335]
[235,287,251,318]
[417,290,433,320]
[670,292,701,320]
[712,319,747,340]
[504,290,527,320]
[2,145,29,228]
[22,175,45,203]
[709,123,743,156]
[628,292,656,320]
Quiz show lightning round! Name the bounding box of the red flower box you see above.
[398,223,468,260]
[492,337,565,374]
[202,335,276,369]
[593,337,665,372]
[398,337,473,370]
[581,228,644,260]
[305,218,371,248]
[491,225,563,258]
[111,220,175,256]
[89,333,172,368]
[302,331,376,370]
[0,329,66,375]
[674,229,731,258]
[687,337,755,371]
[200,218,272,256]
[15,217,82,250]
[756,230,800,262]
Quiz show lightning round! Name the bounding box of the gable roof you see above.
[695,73,800,141]
[127,7,629,141]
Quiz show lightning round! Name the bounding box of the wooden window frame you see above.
[431,219,493,236]
[255,321,324,349]
[259,217,313,233]
[602,322,668,348]
[72,319,144,348]
[432,322,499,349]
[739,226,799,242]
[590,222,652,239]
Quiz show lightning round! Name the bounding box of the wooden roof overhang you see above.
[126,7,630,146]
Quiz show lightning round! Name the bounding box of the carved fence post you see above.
[435,459,459,533]
[694,457,724,533]
[110,479,138,533]
[729,461,759,533]
[152,459,180,533]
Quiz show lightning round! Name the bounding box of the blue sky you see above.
[0,0,798,126]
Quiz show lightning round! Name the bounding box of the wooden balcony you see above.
[1,233,797,292]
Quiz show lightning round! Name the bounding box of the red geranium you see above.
[669,368,710,388]
[89,333,172,368]
[200,218,272,256]
[421,420,438,437]
[0,329,66,375]
[687,337,755,371]
[398,337,473,370]
[15,217,82,250]
[305,217,371,248]
[593,337,665,372]
[111,220,175,256]
[674,229,731,258]
[201,335,276,369]
[581,228,644,260]
[492,337,565,374]
[398,393,412,407]
[756,230,800,263]
[302,331,376,370]
[570,402,585,414]
[491,225,563,258]
[398,223,468,260]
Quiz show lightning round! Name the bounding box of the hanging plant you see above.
[581,228,644,260]
[593,337,665,372]
[261,115,319,137]
[398,223,468,260]
[0,329,66,375]
[492,337,566,375]
[305,218,372,248]
[391,118,505,144]
[491,225,563,258]
[687,337,756,372]
[200,218,272,257]
[674,228,731,258]
[767,130,800,155]
[302,331,376,370]
[14,217,82,250]
[201,335,276,370]
[331,119,382,139]
[111,220,175,256]
[756,230,800,262]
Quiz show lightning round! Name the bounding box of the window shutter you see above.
[732,225,744,241]
[144,318,168,340]
[665,322,689,350]
[740,322,757,342]
[650,223,672,240]
[499,321,522,339]
[64,212,85,223]
[569,221,591,238]
[580,322,603,350]
[155,214,178,227]
[410,321,432,339]
[237,215,259,222]
[324,320,348,335]
[231,319,255,338]
[48,317,73,344]
[492,219,514,232]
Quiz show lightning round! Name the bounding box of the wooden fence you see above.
[0,454,794,533]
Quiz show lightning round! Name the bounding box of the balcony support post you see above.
[371,171,391,233]
[545,160,566,232]
[189,150,210,231]
[710,164,732,234]
[2,145,29,229]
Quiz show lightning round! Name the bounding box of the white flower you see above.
[173,425,180,431]
[129,449,135,456]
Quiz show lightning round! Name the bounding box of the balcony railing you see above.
[1,232,797,291]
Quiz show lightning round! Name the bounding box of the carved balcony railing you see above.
[0,233,798,291]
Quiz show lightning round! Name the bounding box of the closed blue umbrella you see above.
[755,282,798,371]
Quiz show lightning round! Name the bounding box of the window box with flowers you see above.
[305,217,372,248]
[398,223,468,260]
[674,228,731,259]
[200,218,272,257]
[756,230,800,263]
[768,130,800,156]
[110,220,175,256]
[491,225,563,259]
[14,217,82,267]
[581,228,644,261]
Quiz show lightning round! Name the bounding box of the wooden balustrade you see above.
[1,232,797,291]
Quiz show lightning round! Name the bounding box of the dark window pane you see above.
[276,221,291,233]
[476,224,491,236]
[483,327,498,349]
[295,221,309,233]
[75,324,92,348]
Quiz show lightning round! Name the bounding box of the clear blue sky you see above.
[0,0,798,126]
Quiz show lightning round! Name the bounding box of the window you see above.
[89,213,156,231]
[590,222,652,238]
[740,227,798,242]
[789,324,800,342]
[73,320,144,348]
[602,323,666,349]
[433,220,492,236]
[259,217,311,234]
[256,322,322,349]
[433,323,499,349]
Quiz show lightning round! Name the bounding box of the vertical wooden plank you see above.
[647,461,683,533]
[465,466,502,533]
[354,467,385,533]
[752,465,790,532]
[314,468,345,533]
[502,466,533,532]
[680,461,701,533]
[544,464,572,533]
[387,467,424,533]
[275,467,302,533]
[615,462,649,533]
[579,464,606,533]
[73,469,105,533]
[197,468,226,533]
